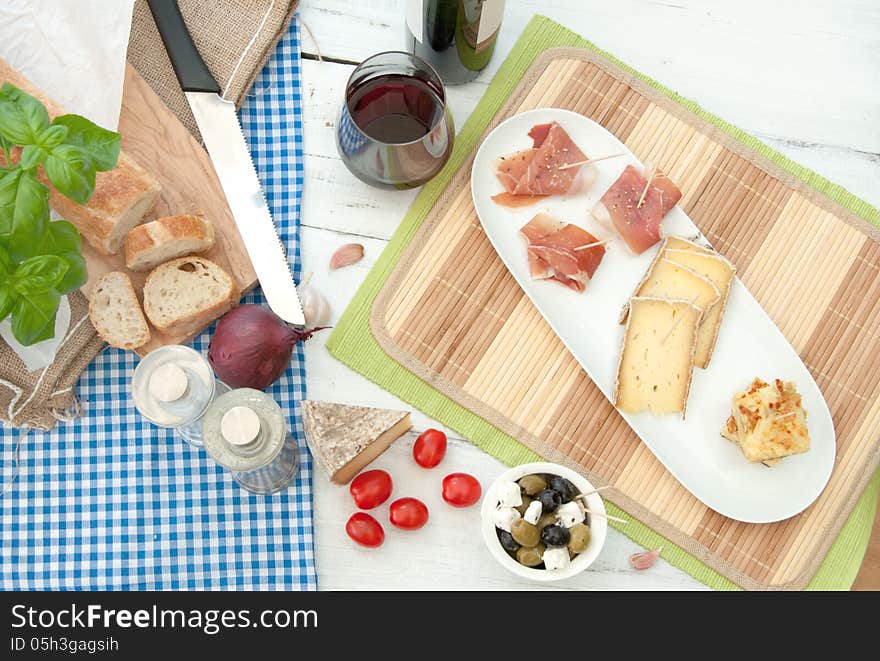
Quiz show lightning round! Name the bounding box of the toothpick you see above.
[556,153,626,171]
[572,485,613,499]
[636,162,657,208]
[583,507,628,524]
[573,498,627,523]
[300,271,314,286]
[660,311,686,345]
[660,295,699,344]
[573,240,610,252]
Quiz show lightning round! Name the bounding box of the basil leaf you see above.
[10,288,59,346]
[0,169,49,259]
[0,243,11,274]
[37,124,68,151]
[24,221,85,293]
[19,144,47,170]
[0,282,15,322]
[13,254,68,295]
[0,83,50,146]
[0,134,10,162]
[52,115,120,171]
[55,251,86,294]
[35,219,81,255]
[44,144,96,205]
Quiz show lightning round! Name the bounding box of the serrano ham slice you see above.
[592,164,682,254]
[519,214,606,293]
[493,122,596,200]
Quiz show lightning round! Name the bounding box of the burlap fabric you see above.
[0,293,104,430]
[128,0,299,140]
[0,0,298,429]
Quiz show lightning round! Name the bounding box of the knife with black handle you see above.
[147,0,305,326]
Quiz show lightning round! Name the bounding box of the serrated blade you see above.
[184,91,305,326]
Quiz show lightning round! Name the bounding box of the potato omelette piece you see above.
[724,378,810,464]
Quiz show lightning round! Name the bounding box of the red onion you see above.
[208,305,326,390]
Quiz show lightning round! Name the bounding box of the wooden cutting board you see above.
[370,48,880,590]
[80,64,257,355]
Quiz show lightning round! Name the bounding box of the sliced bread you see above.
[124,214,215,271]
[88,271,151,350]
[143,256,237,336]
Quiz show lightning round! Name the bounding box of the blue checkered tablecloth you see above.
[0,20,317,590]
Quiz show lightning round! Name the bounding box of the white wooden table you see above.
[297,0,880,590]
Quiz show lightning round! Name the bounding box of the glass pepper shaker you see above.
[201,388,300,495]
[131,345,228,447]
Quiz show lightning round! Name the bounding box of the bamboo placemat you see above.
[328,16,880,590]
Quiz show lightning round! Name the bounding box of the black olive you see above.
[536,488,562,512]
[547,475,578,503]
[497,528,520,554]
[540,524,571,547]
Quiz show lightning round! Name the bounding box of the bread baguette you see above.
[88,272,151,350]
[124,215,215,271]
[143,256,237,336]
[0,57,160,256]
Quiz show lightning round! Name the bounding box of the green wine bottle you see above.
[405,0,505,85]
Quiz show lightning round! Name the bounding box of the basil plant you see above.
[0,82,120,345]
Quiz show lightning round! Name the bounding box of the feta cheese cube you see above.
[492,506,521,533]
[494,480,522,508]
[542,546,571,571]
[523,500,543,525]
[556,501,584,528]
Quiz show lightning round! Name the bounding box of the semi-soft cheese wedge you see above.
[662,248,735,368]
[301,401,412,484]
[620,257,720,325]
[727,378,810,464]
[663,235,715,255]
[614,297,702,417]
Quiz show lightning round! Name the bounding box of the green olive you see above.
[536,512,557,531]
[510,518,540,547]
[518,474,548,496]
[515,494,532,516]
[567,524,591,554]
[516,543,546,567]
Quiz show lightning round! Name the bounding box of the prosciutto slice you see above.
[494,122,596,199]
[519,214,606,293]
[592,164,682,254]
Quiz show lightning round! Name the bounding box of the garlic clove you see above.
[629,547,662,570]
[329,243,364,270]
[297,279,331,327]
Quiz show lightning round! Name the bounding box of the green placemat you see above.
[327,15,880,590]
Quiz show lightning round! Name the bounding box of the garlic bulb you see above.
[297,279,331,327]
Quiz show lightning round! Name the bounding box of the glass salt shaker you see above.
[131,345,228,447]
[201,388,300,495]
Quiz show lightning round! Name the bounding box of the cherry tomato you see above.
[349,469,393,509]
[389,497,429,530]
[413,428,447,468]
[345,512,385,548]
[441,472,482,508]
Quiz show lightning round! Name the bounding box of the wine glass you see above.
[336,51,455,189]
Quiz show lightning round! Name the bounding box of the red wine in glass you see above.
[337,51,454,189]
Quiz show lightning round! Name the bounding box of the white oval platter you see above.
[471,108,835,523]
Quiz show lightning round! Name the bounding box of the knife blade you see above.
[147,0,305,326]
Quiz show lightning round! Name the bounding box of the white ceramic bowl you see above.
[480,462,608,582]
